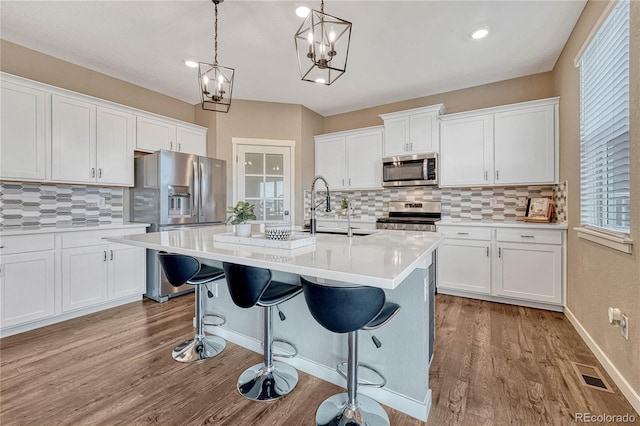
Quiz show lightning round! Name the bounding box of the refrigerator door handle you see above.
[192,161,197,217]
[199,163,204,217]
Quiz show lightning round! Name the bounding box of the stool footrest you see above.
[336,361,387,388]
[202,313,226,327]
[271,338,298,358]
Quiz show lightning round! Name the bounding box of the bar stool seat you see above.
[158,252,226,363]
[223,262,302,401]
[301,276,401,426]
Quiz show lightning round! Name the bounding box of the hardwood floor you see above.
[1,294,637,425]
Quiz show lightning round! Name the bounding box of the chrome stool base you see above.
[315,393,390,426]
[237,361,299,401]
[172,335,226,363]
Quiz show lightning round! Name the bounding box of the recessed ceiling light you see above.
[185,60,198,68]
[296,6,310,18]
[470,27,489,40]
[315,78,326,84]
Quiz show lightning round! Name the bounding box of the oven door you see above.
[382,153,437,187]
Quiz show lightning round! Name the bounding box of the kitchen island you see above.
[107,225,445,421]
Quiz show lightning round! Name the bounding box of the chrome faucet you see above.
[310,176,331,234]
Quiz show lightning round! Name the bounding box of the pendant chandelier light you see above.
[199,0,234,112]
[294,0,352,85]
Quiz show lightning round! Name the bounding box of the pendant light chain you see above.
[214,2,218,65]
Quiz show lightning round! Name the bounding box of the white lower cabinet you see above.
[0,226,146,336]
[0,251,55,328]
[437,224,565,310]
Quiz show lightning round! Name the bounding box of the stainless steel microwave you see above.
[382,153,438,187]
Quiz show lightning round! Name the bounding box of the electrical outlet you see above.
[621,314,629,340]
[516,197,527,207]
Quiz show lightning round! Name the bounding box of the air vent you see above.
[571,362,613,393]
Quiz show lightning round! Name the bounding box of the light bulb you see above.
[307,32,313,44]
[329,29,336,42]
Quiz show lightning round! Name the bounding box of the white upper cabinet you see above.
[440,97,559,187]
[0,80,49,181]
[176,126,207,156]
[315,126,383,190]
[96,106,135,185]
[51,95,97,183]
[380,104,445,157]
[137,115,207,156]
[493,104,556,185]
[440,114,493,186]
[52,96,133,186]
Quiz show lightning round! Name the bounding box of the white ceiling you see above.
[0,1,586,117]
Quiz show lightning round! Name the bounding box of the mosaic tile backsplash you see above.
[0,182,124,229]
[305,181,568,223]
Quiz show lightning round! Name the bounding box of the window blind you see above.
[578,0,630,234]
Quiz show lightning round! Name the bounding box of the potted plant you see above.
[226,201,257,237]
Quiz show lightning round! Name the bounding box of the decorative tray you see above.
[213,232,316,249]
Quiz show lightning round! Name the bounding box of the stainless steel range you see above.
[376,201,441,232]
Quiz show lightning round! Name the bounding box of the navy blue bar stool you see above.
[158,252,226,363]
[301,277,401,426]
[222,262,302,401]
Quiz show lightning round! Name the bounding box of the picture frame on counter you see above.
[524,197,552,223]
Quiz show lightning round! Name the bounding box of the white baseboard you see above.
[437,288,564,312]
[208,325,431,422]
[565,307,640,415]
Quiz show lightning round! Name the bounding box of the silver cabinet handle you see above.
[342,178,345,186]
[103,251,107,262]
[486,247,489,257]
[520,235,535,238]
[496,170,500,180]
[98,168,102,178]
[457,232,469,235]
[498,247,502,258]
[349,178,351,186]
[170,141,173,150]
[410,142,413,151]
[91,168,96,178]
[178,143,181,152]
[110,250,114,261]
[484,171,488,181]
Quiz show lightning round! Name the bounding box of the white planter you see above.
[235,223,252,237]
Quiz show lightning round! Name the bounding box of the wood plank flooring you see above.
[1,294,637,425]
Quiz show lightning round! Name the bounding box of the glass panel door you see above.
[237,145,292,223]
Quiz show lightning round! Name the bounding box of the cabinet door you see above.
[0,251,55,328]
[0,81,48,181]
[315,136,346,189]
[437,240,491,294]
[409,112,437,153]
[383,117,409,157]
[346,129,382,189]
[494,105,556,184]
[136,116,176,152]
[62,246,109,312]
[52,95,96,183]
[440,115,493,186]
[96,106,134,186]
[495,243,562,304]
[108,244,145,300]
[176,126,207,156]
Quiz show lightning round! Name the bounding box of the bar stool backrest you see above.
[222,262,272,308]
[158,252,201,287]
[301,277,385,334]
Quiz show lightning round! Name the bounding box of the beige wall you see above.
[0,40,195,123]
[552,0,640,397]
[323,72,555,133]
[214,100,320,225]
[300,106,325,220]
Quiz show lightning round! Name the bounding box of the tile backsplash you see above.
[0,182,124,229]
[305,181,568,223]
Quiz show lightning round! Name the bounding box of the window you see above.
[578,0,630,236]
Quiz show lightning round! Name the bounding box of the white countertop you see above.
[0,222,150,236]
[107,225,445,290]
[437,219,568,230]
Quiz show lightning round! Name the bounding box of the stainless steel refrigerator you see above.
[130,150,226,302]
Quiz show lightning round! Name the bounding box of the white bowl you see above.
[264,221,291,240]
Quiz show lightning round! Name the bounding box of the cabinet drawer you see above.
[62,227,146,248]
[0,234,55,255]
[437,226,491,241]
[496,228,562,245]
